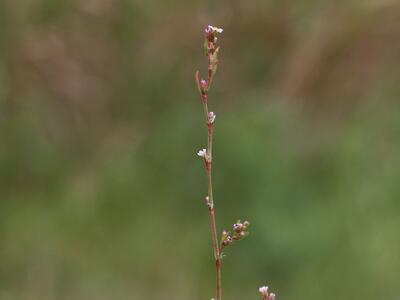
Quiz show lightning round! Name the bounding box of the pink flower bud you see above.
[204,26,213,36]
[204,25,223,43]
[268,293,276,300]
[200,79,207,91]
[259,286,268,297]
[208,112,216,124]
[223,235,233,246]
[233,222,244,232]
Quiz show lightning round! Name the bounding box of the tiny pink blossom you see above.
[200,79,207,91]
[268,293,276,300]
[208,112,216,124]
[259,286,269,296]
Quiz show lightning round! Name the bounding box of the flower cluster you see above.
[259,286,276,300]
[205,25,223,43]
[195,25,223,103]
[220,220,250,250]
[204,25,223,87]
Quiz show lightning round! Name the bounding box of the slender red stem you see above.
[208,206,221,300]
[196,33,221,300]
[201,87,221,300]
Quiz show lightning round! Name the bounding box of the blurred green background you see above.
[1,0,400,299]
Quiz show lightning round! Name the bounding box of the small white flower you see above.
[208,25,223,33]
[208,112,216,124]
[259,286,269,296]
[205,196,213,208]
[197,148,207,158]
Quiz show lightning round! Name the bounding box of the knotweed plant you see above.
[194,25,276,300]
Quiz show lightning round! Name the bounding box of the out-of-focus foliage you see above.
[1,1,400,300]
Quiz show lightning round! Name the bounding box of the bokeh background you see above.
[1,1,400,299]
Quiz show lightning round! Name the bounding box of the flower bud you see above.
[197,149,207,158]
[200,79,207,91]
[223,235,233,246]
[259,286,268,297]
[204,25,223,43]
[207,25,223,34]
[268,293,276,300]
[259,285,275,300]
[208,112,216,124]
[233,222,244,232]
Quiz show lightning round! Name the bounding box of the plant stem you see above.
[202,100,221,300]
[197,30,222,299]
[208,205,221,300]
